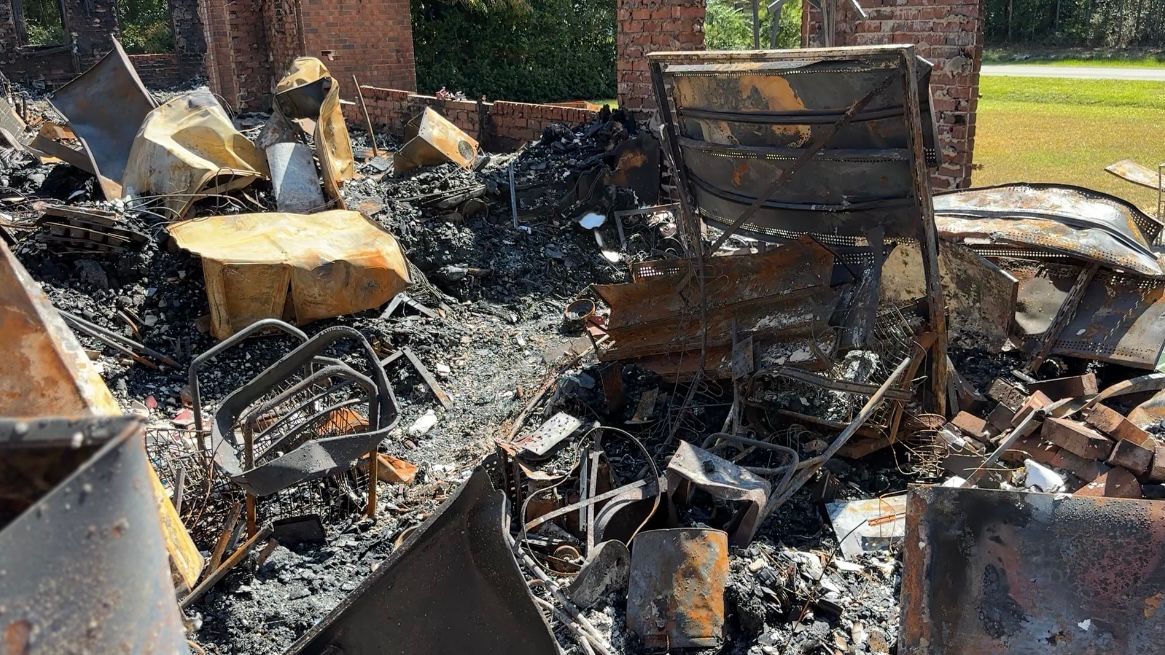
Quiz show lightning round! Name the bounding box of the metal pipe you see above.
[508,160,519,229]
[59,309,179,367]
[62,314,158,369]
[352,74,379,158]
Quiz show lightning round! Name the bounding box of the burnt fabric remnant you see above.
[3,40,1165,655]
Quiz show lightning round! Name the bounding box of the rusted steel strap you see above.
[524,479,651,532]
[760,354,911,519]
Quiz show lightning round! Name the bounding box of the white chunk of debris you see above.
[1023,458,1066,493]
[408,409,438,436]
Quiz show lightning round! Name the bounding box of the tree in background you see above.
[985,0,1165,47]
[22,0,65,46]
[706,0,802,50]
[118,0,175,54]
[412,0,616,102]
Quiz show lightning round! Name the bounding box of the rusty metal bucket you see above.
[627,528,729,650]
[901,485,1165,655]
[0,416,190,654]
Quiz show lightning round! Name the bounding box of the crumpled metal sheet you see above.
[122,88,269,219]
[591,236,837,371]
[49,39,157,199]
[168,210,410,339]
[666,441,770,546]
[274,58,355,205]
[881,242,1017,350]
[0,240,120,416]
[935,183,1165,277]
[394,107,480,174]
[1106,159,1164,191]
[0,416,190,655]
[1008,261,1165,370]
[287,461,559,655]
[901,485,1165,655]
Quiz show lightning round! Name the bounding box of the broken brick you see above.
[1084,404,1153,447]
[950,411,987,440]
[987,378,1027,411]
[1107,439,1155,477]
[1001,434,1059,468]
[985,404,1015,434]
[1011,390,1052,427]
[1048,449,1105,483]
[1074,467,1142,499]
[1150,445,1165,483]
[1026,372,1098,400]
[1040,417,1114,461]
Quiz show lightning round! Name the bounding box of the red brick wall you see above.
[129,53,185,88]
[263,0,304,79]
[0,0,119,86]
[342,85,601,152]
[616,0,706,114]
[299,0,416,93]
[0,0,206,89]
[204,0,416,112]
[490,101,599,150]
[202,0,272,111]
[806,0,984,190]
[201,0,239,108]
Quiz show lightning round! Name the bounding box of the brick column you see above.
[806,0,984,190]
[617,0,706,115]
[299,0,417,93]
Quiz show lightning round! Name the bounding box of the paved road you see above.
[982,64,1165,81]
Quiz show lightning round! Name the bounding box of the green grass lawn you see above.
[984,48,1165,68]
[973,76,1165,213]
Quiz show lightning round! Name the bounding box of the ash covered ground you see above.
[8,102,935,655]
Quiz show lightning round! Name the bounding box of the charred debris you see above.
[4,42,1165,655]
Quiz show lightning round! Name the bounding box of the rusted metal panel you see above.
[287,461,558,655]
[650,46,940,241]
[666,442,770,546]
[649,44,950,414]
[1008,261,1165,370]
[0,416,190,655]
[394,107,480,174]
[662,53,938,161]
[881,242,1017,350]
[901,486,1165,655]
[1106,159,1164,191]
[0,240,120,416]
[627,528,729,650]
[591,237,836,365]
[935,183,1164,277]
[49,39,156,198]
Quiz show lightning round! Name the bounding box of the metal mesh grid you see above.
[147,426,241,547]
[750,305,917,437]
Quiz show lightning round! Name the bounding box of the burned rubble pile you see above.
[6,41,1165,655]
